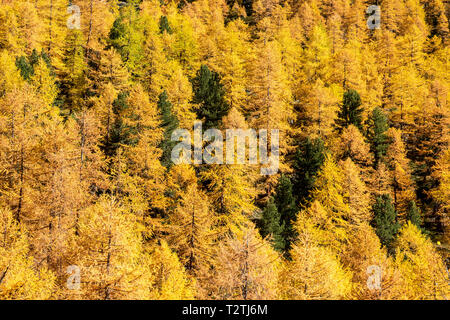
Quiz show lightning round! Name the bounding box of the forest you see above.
[0,0,449,300]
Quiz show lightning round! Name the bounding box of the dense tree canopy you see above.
[0,0,448,300]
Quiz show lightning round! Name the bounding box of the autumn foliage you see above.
[0,0,448,300]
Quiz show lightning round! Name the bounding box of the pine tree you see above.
[273,174,297,251]
[406,200,422,230]
[365,107,390,167]
[371,194,400,252]
[292,137,326,206]
[107,2,145,79]
[334,89,364,133]
[159,15,172,34]
[257,197,285,252]
[158,90,179,168]
[192,64,230,129]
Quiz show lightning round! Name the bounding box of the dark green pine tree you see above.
[159,15,172,34]
[273,175,297,252]
[158,91,179,168]
[108,16,128,60]
[28,48,41,66]
[292,137,326,206]
[257,197,285,252]
[15,49,54,81]
[334,89,364,133]
[192,65,230,129]
[15,56,34,80]
[107,7,144,70]
[102,92,136,157]
[242,0,254,17]
[365,107,390,167]
[371,194,400,253]
[407,200,423,230]
[39,49,53,75]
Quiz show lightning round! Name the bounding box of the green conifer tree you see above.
[158,90,179,168]
[335,89,364,133]
[292,137,326,206]
[159,15,172,34]
[274,175,297,252]
[257,197,285,252]
[365,107,390,168]
[371,194,400,253]
[407,200,423,230]
[192,65,230,129]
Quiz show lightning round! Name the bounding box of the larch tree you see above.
[210,224,281,300]
[333,125,374,179]
[210,19,250,114]
[0,84,58,224]
[0,208,56,299]
[38,0,68,75]
[340,223,402,300]
[74,195,153,300]
[340,158,372,225]
[123,84,166,211]
[77,0,115,51]
[200,107,258,238]
[246,38,294,178]
[385,127,416,219]
[306,156,352,251]
[280,210,352,299]
[60,27,88,114]
[165,172,215,293]
[430,147,450,244]
[147,240,194,300]
[394,222,450,299]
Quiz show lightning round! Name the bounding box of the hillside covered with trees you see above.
[0,0,449,299]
